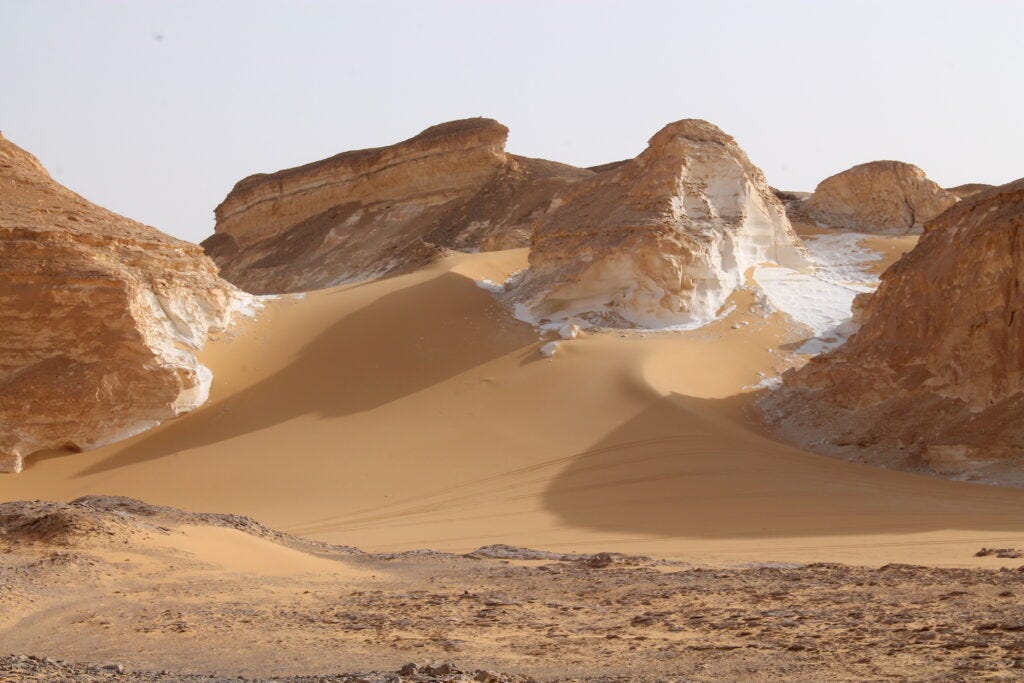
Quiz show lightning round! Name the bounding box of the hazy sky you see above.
[3,0,1022,243]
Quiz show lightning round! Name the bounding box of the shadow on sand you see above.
[540,392,1024,539]
[73,272,537,476]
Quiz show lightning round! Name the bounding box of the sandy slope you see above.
[2,247,1023,568]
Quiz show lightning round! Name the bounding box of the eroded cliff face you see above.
[203,118,593,294]
[0,134,253,473]
[802,161,958,234]
[510,119,807,328]
[762,179,1024,484]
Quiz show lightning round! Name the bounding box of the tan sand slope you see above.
[2,248,1023,568]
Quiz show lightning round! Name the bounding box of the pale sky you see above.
[3,0,1022,243]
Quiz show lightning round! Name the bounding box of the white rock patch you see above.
[539,341,560,358]
[754,232,881,354]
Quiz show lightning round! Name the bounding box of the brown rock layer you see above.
[762,178,1024,484]
[512,119,807,327]
[204,118,592,294]
[0,134,251,473]
[803,161,958,234]
[947,182,995,199]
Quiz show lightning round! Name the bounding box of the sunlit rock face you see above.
[203,118,593,294]
[0,134,252,473]
[763,179,1024,484]
[803,160,958,234]
[511,119,807,328]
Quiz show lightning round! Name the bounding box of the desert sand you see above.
[3,244,1023,570]
[4,496,1024,681]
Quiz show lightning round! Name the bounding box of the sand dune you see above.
[3,247,1023,568]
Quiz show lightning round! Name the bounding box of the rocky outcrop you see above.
[947,183,994,199]
[510,119,807,328]
[762,179,1024,484]
[803,161,958,234]
[0,133,253,473]
[203,118,593,294]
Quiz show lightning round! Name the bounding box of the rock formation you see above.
[0,133,253,473]
[802,161,957,234]
[510,119,807,328]
[203,118,593,294]
[947,182,994,199]
[762,178,1024,483]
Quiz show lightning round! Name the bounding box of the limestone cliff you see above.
[803,161,957,234]
[204,118,592,293]
[511,119,807,327]
[0,134,253,473]
[762,178,1024,484]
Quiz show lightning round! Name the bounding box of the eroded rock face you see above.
[0,134,253,473]
[803,161,958,234]
[204,118,592,294]
[762,179,1024,484]
[511,119,807,327]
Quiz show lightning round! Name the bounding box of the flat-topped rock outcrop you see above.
[203,118,592,293]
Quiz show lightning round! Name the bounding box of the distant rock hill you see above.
[762,178,1024,485]
[511,119,807,327]
[203,118,593,293]
[0,133,252,473]
[946,182,995,199]
[801,160,958,234]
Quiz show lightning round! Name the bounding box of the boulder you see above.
[803,160,957,234]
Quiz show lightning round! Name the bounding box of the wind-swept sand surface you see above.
[3,247,1023,568]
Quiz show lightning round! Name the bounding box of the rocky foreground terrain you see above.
[763,178,1024,484]
[2,497,1024,682]
[0,134,252,473]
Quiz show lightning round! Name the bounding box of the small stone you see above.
[584,553,614,568]
[424,662,457,676]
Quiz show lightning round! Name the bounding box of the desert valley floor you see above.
[3,234,1024,681]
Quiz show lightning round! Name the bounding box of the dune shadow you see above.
[78,272,536,476]
[541,392,1024,539]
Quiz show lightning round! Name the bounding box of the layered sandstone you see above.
[763,179,1024,483]
[0,133,252,473]
[204,118,592,293]
[511,119,807,327]
[803,161,957,234]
